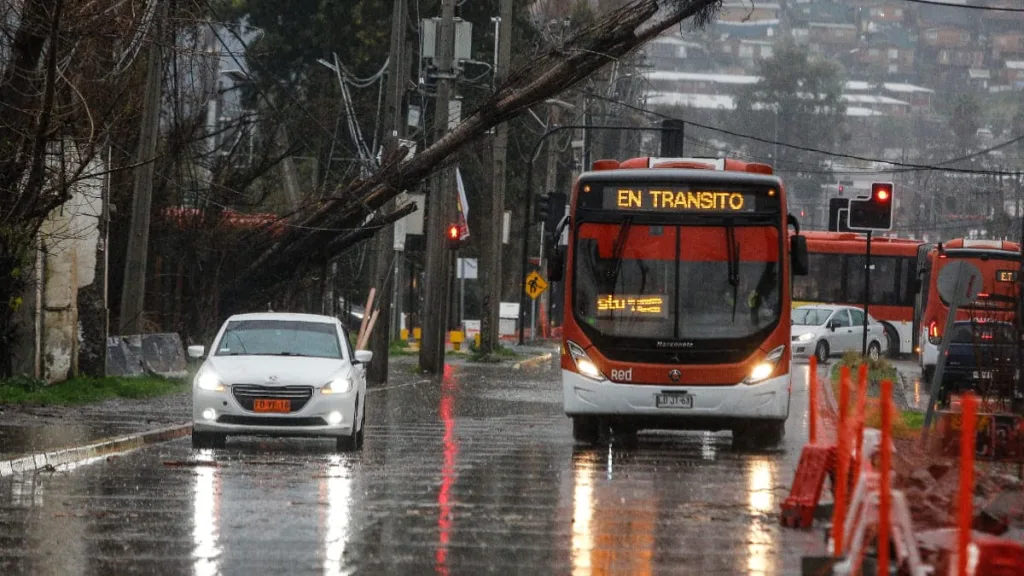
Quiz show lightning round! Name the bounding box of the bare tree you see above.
[0,0,156,376]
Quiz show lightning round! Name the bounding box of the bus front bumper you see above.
[562,369,791,424]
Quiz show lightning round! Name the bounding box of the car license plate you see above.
[973,371,993,379]
[656,393,693,409]
[253,399,291,413]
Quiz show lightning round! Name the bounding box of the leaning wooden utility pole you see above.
[367,0,408,384]
[480,0,515,356]
[119,0,167,335]
[418,0,457,374]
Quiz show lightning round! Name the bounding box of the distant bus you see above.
[791,231,923,356]
[916,238,1021,382]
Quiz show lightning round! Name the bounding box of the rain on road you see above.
[1,356,825,575]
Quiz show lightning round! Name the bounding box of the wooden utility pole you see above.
[418,0,457,373]
[368,0,407,384]
[480,0,515,355]
[119,0,167,335]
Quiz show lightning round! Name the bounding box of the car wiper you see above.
[725,221,740,322]
[271,352,312,357]
[604,216,634,292]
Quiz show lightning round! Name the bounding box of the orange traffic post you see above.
[808,355,818,445]
[854,363,869,480]
[957,392,978,576]
[833,366,852,555]
[878,379,893,576]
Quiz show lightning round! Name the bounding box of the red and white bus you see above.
[547,156,808,448]
[916,238,1021,382]
[791,231,924,357]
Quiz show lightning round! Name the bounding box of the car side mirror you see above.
[354,350,373,364]
[187,345,205,359]
[791,235,809,276]
[827,321,837,332]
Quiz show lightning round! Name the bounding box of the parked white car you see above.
[791,304,888,363]
[188,312,370,451]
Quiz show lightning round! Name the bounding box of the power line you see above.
[899,0,1024,13]
[588,92,1024,176]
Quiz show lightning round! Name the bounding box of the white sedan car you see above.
[791,304,888,363]
[188,312,370,451]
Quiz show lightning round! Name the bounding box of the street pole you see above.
[418,0,457,373]
[368,0,407,384]
[481,0,514,356]
[862,230,872,356]
[459,257,465,327]
[120,0,167,335]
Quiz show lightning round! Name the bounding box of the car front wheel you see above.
[815,341,829,364]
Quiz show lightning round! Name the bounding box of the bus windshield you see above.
[573,223,781,340]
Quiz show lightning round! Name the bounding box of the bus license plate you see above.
[973,371,993,379]
[656,393,693,409]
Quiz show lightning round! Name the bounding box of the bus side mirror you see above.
[791,235,809,276]
[547,246,565,282]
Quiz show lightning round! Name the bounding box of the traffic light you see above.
[535,194,551,224]
[847,182,893,231]
[445,223,461,250]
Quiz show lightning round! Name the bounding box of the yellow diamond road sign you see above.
[524,271,548,300]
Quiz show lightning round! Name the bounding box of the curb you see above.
[512,352,554,371]
[0,423,191,477]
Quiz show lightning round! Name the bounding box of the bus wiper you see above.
[726,222,740,322]
[605,216,634,290]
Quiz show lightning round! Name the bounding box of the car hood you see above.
[203,356,352,386]
[791,325,821,339]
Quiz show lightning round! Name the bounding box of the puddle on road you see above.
[0,423,139,459]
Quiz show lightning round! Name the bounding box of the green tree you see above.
[734,39,847,216]
[949,93,981,155]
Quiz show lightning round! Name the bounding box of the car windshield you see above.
[792,308,831,326]
[573,223,781,340]
[215,320,343,359]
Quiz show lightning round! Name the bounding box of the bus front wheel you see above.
[572,416,601,444]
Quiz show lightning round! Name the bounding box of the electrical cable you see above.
[587,92,1024,176]
[899,0,1024,13]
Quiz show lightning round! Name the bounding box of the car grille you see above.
[231,384,313,413]
[217,415,327,427]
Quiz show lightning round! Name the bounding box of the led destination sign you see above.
[997,269,1017,283]
[596,294,668,317]
[601,186,767,213]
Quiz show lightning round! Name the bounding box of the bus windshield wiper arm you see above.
[606,216,634,290]
[726,223,740,322]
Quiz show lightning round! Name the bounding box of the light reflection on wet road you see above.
[0,359,825,575]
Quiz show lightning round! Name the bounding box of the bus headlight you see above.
[567,340,605,382]
[744,345,786,385]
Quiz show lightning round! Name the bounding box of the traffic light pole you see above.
[517,123,685,345]
[862,230,872,357]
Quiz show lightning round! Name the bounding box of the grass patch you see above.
[827,351,923,437]
[389,339,416,356]
[0,375,189,407]
[469,342,520,363]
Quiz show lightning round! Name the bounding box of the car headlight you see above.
[195,367,224,392]
[567,340,605,382]
[321,375,353,395]
[796,332,814,342]
[743,345,786,385]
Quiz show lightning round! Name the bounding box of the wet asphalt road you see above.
[0,357,825,575]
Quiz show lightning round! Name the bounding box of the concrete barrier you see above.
[106,333,188,378]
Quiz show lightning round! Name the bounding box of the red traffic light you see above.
[872,183,892,202]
